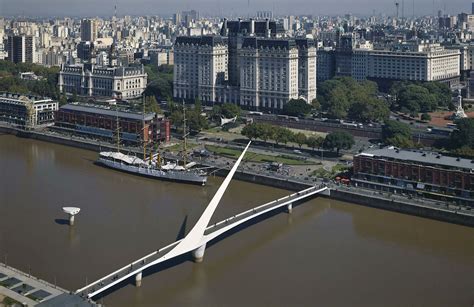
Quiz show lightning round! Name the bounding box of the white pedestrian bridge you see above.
[76,142,329,299]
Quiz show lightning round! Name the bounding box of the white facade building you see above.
[346,43,460,85]
[173,33,317,110]
[59,64,148,99]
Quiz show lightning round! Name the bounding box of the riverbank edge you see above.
[2,125,473,228]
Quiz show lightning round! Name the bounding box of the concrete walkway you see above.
[0,263,66,305]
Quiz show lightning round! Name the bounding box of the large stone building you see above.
[173,19,317,110]
[366,44,460,85]
[55,103,170,144]
[353,147,474,206]
[331,41,460,87]
[59,64,147,99]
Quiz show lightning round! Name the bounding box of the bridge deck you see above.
[204,185,327,238]
[76,185,328,299]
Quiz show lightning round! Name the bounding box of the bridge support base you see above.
[69,214,75,226]
[135,272,142,287]
[193,243,207,263]
[287,203,293,214]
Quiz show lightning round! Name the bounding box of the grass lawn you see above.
[205,145,315,165]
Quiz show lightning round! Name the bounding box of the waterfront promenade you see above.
[0,262,97,306]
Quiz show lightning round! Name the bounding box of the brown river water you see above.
[0,134,473,307]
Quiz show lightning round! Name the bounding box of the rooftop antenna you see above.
[395,2,400,20]
[412,0,415,19]
[248,0,250,18]
[402,0,405,19]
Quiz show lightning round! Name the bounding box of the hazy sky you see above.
[0,0,469,17]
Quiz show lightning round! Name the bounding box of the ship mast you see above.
[142,95,147,161]
[182,100,187,167]
[115,105,120,152]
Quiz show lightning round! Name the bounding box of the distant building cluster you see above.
[3,2,474,102]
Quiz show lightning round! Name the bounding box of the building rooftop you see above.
[60,103,156,121]
[0,92,53,102]
[357,147,474,171]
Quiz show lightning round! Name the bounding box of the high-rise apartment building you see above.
[80,19,97,42]
[173,19,317,110]
[7,35,36,64]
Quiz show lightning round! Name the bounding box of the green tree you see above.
[293,132,307,148]
[450,118,474,149]
[241,123,260,141]
[348,98,389,123]
[420,113,431,121]
[393,83,439,113]
[323,131,355,155]
[220,103,241,118]
[311,98,321,111]
[274,127,293,145]
[306,136,324,151]
[170,110,183,129]
[326,87,350,119]
[382,120,413,147]
[188,110,208,132]
[385,134,415,148]
[282,99,312,117]
[382,120,411,140]
[259,123,274,144]
[145,95,161,114]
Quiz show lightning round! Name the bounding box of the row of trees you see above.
[381,118,474,158]
[241,123,354,155]
[317,77,390,122]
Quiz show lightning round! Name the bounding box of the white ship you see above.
[97,151,207,185]
[96,99,207,185]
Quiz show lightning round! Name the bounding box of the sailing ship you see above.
[96,99,207,185]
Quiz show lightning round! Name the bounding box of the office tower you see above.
[77,41,94,62]
[173,13,182,25]
[7,35,36,64]
[80,19,97,42]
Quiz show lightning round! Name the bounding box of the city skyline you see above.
[0,0,470,17]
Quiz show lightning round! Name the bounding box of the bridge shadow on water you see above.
[90,195,317,301]
[92,253,193,301]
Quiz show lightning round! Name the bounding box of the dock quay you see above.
[0,263,97,306]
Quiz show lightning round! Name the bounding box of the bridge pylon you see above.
[287,203,293,214]
[135,271,142,287]
[192,243,207,263]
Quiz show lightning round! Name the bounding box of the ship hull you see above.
[97,158,207,185]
